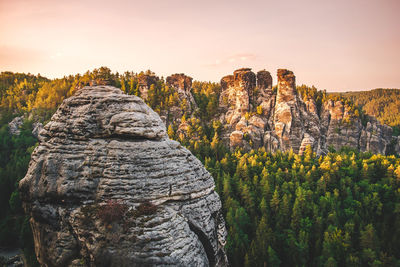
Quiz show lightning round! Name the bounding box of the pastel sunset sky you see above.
[1,0,399,91]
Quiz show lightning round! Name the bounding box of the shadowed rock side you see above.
[19,86,228,267]
[218,68,398,155]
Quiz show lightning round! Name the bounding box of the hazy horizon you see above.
[1,0,399,92]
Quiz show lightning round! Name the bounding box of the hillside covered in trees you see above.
[330,89,400,136]
[0,68,400,266]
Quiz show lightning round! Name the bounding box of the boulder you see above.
[19,85,228,267]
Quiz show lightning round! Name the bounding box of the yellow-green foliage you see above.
[1,70,400,267]
[331,89,400,134]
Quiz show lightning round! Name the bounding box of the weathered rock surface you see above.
[32,122,43,138]
[8,116,23,135]
[274,69,303,152]
[219,68,256,115]
[217,68,399,155]
[19,86,228,267]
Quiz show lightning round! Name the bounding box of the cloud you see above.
[50,51,64,60]
[206,53,257,67]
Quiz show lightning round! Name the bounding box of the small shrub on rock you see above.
[97,199,128,225]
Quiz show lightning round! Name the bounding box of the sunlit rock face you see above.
[219,68,256,116]
[218,68,267,150]
[218,68,397,155]
[274,69,303,152]
[19,86,228,267]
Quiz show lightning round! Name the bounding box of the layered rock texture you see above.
[19,86,228,267]
[8,116,23,135]
[217,68,399,155]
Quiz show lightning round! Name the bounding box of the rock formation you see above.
[217,68,398,155]
[166,73,197,113]
[219,68,256,116]
[32,122,43,138]
[8,116,23,135]
[274,69,303,152]
[19,86,228,267]
[321,100,394,154]
[218,68,264,150]
[137,73,159,100]
[163,73,199,139]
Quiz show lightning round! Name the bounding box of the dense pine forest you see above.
[1,68,400,266]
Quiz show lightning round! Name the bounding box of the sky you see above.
[0,0,399,91]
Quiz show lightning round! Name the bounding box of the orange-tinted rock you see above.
[138,74,159,100]
[256,70,272,91]
[274,69,304,152]
[221,75,234,91]
[219,68,256,113]
[276,69,296,102]
[166,73,193,92]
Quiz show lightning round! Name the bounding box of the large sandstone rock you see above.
[274,69,303,152]
[19,86,228,267]
[218,69,272,150]
[219,68,256,114]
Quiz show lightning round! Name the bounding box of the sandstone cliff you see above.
[19,86,228,267]
[217,68,398,155]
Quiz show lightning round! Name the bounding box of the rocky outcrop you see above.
[137,73,159,100]
[218,68,398,155]
[218,69,267,149]
[256,70,273,92]
[274,69,303,152]
[166,73,192,92]
[321,100,394,154]
[19,86,228,267]
[8,116,23,135]
[219,68,256,116]
[163,73,199,133]
[166,73,197,112]
[32,122,43,138]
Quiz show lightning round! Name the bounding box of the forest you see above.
[0,68,399,266]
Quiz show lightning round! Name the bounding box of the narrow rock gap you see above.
[187,221,215,267]
[107,134,160,142]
